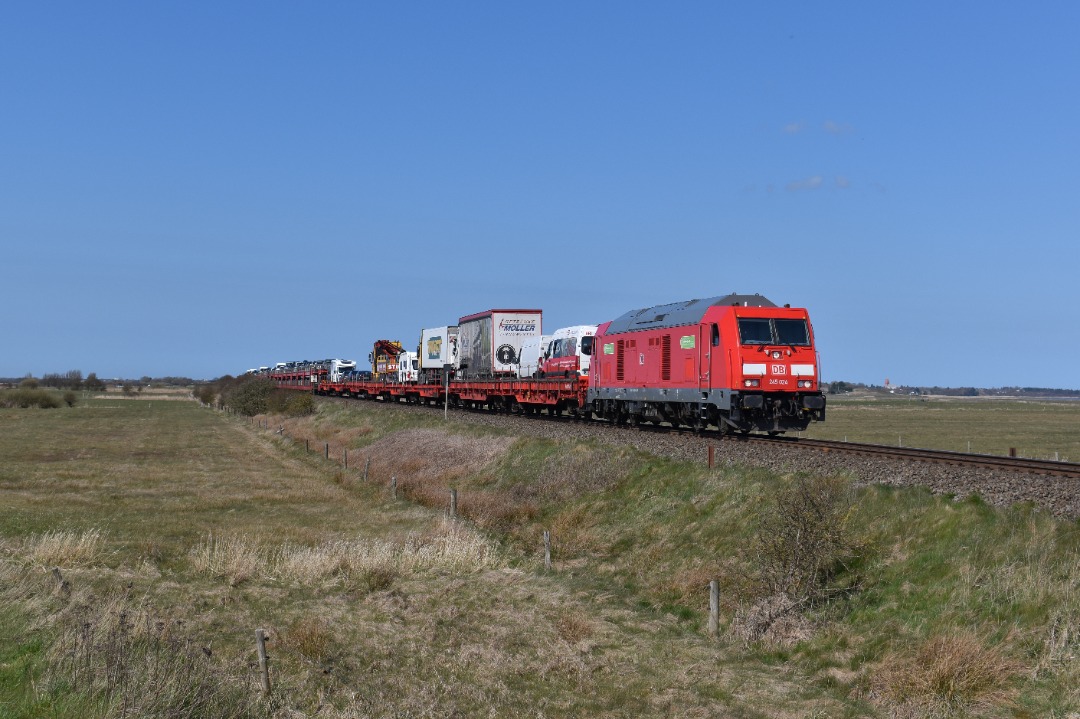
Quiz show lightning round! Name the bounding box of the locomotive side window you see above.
[711,323,720,347]
[774,319,810,346]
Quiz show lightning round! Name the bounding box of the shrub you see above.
[733,474,868,643]
[194,384,217,406]
[0,388,63,409]
[220,377,275,416]
[63,390,77,407]
[284,392,316,417]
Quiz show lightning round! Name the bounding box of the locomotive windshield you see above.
[774,319,810,345]
[738,318,811,346]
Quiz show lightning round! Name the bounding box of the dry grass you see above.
[356,428,516,485]
[41,587,258,718]
[282,616,334,663]
[553,611,595,644]
[19,529,106,568]
[188,533,264,586]
[868,632,1024,717]
[188,519,501,587]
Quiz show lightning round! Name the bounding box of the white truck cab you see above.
[539,325,598,378]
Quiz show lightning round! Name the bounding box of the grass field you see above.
[1,390,1078,718]
[800,392,1080,462]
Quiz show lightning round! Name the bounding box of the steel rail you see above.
[741,435,1080,478]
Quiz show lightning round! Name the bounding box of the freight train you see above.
[251,293,826,435]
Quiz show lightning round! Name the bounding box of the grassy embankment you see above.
[1,390,1077,717]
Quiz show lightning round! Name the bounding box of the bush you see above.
[284,392,315,417]
[63,390,77,407]
[733,475,868,643]
[220,377,275,416]
[255,388,315,417]
[0,388,63,409]
[194,384,217,406]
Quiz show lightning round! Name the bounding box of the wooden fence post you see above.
[708,580,719,637]
[364,458,371,482]
[391,476,397,498]
[255,628,271,694]
[708,445,714,468]
[543,530,552,571]
[344,448,348,469]
[324,443,329,460]
[449,489,458,519]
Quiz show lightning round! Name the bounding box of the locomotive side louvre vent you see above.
[616,340,625,381]
[661,334,671,381]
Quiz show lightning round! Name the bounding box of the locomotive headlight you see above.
[798,380,813,388]
[771,351,781,359]
[744,379,760,387]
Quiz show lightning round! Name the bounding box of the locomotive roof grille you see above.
[606,294,778,334]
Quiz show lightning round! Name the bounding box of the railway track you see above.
[740,435,1080,479]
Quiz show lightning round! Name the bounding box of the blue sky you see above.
[2,3,1078,387]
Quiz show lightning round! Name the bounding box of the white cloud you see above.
[835,175,851,189]
[823,120,854,135]
[786,175,823,192]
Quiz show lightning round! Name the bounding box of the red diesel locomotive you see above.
[586,294,825,433]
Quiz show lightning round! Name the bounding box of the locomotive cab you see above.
[729,308,826,432]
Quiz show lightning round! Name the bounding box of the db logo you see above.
[771,364,787,375]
